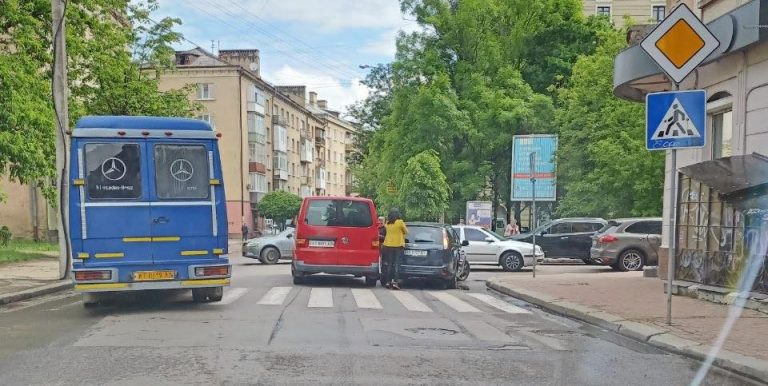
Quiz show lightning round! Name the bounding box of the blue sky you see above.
[152,0,419,112]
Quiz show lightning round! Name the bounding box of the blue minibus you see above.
[68,116,230,305]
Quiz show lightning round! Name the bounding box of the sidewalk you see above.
[0,257,72,305]
[487,269,768,381]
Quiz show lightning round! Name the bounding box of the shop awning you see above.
[679,153,768,196]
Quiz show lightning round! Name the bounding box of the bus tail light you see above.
[75,270,112,281]
[195,266,229,277]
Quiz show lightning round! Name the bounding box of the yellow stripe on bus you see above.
[152,236,181,242]
[75,283,129,290]
[181,279,230,286]
[213,248,225,255]
[77,252,90,258]
[123,236,181,242]
[181,250,208,256]
[94,253,124,258]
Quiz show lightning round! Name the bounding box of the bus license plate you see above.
[404,250,428,257]
[309,240,335,248]
[133,270,176,281]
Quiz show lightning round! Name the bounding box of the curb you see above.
[0,280,74,306]
[487,278,768,383]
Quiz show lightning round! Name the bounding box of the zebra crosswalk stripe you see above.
[308,288,333,308]
[428,291,481,313]
[351,289,382,309]
[465,293,531,314]
[218,288,249,305]
[257,287,292,305]
[391,291,432,312]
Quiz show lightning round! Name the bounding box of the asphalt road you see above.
[0,255,760,386]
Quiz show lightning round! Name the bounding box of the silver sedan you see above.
[242,228,295,264]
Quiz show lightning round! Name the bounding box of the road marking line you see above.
[428,291,481,313]
[308,288,333,308]
[218,288,248,305]
[257,287,292,305]
[351,289,382,309]
[392,291,432,312]
[466,293,531,314]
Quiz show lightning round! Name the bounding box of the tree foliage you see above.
[352,0,607,221]
[396,150,450,221]
[555,28,664,218]
[0,0,199,200]
[257,191,302,228]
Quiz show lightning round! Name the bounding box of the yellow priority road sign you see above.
[640,3,719,84]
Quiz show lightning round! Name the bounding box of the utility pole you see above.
[52,0,71,279]
[530,152,537,279]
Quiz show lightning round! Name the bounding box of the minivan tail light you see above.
[599,234,618,243]
[195,266,229,277]
[296,238,307,247]
[75,270,111,281]
[443,235,449,250]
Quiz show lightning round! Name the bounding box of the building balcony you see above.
[273,168,288,181]
[247,102,265,115]
[248,131,266,143]
[315,158,326,167]
[300,175,312,186]
[248,162,266,174]
[345,142,354,152]
[300,128,311,140]
[315,131,326,147]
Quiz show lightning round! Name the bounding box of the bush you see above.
[0,226,12,247]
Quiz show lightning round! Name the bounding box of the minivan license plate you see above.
[133,270,176,281]
[309,240,335,248]
[404,250,428,257]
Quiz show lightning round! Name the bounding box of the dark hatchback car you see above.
[508,217,607,264]
[400,222,468,289]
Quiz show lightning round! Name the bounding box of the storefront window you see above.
[712,110,732,158]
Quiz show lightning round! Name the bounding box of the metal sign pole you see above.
[666,82,680,326]
[530,152,537,278]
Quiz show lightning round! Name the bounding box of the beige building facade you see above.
[156,48,358,237]
[613,0,768,294]
[583,0,669,26]
[0,177,55,241]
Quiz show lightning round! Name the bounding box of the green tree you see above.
[397,150,451,221]
[555,28,664,218]
[257,191,302,229]
[0,0,199,201]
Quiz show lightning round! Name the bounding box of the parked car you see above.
[242,228,295,264]
[508,218,607,264]
[292,196,380,286]
[452,225,544,272]
[400,222,468,288]
[590,218,663,271]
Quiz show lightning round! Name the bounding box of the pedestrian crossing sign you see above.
[646,90,706,150]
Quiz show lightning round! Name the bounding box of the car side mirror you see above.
[540,231,548,236]
[461,240,469,247]
[286,233,293,239]
[484,237,495,243]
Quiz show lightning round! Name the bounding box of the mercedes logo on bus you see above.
[170,159,194,182]
[101,157,127,181]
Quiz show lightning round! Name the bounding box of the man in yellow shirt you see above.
[382,208,408,290]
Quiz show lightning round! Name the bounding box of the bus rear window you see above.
[85,143,142,200]
[154,144,209,200]
[305,200,373,227]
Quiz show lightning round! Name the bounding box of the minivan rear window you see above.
[85,143,142,200]
[305,199,373,227]
[406,226,444,244]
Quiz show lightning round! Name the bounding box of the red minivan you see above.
[292,196,380,285]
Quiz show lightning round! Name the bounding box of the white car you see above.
[452,225,544,272]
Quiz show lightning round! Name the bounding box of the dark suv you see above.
[508,218,607,264]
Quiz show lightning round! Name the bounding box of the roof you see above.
[679,153,768,197]
[75,116,213,131]
[304,195,371,202]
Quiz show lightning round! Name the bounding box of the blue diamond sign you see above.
[646,90,706,150]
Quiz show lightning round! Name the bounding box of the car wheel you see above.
[500,251,524,272]
[365,276,378,287]
[617,249,645,272]
[457,260,470,281]
[292,266,305,285]
[260,246,281,264]
[207,287,224,302]
[192,288,207,302]
[444,273,458,290]
[582,258,594,265]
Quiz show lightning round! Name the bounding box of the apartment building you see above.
[156,48,358,237]
[583,0,668,26]
[613,0,768,296]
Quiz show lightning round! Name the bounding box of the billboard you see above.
[466,201,493,229]
[511,135,557,201]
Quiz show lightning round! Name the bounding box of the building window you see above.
[249,143,266,164]
[247,113,266,143]
[652,5,665,22]
[198,114,214,128]
[273,105,278,116]
[596,5,611,17]
[712,110,733,159]
[196,83,214,100]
